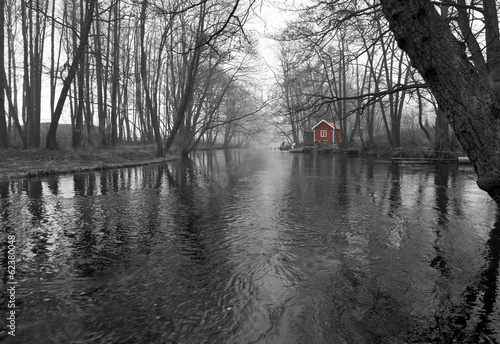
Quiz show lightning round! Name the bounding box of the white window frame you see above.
[320,130,327,138]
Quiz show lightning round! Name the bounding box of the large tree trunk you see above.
[380,0,500,203]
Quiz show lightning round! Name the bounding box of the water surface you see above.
[1,150,499,343]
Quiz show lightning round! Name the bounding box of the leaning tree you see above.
[308,0,500,205]
[377,0,500,204]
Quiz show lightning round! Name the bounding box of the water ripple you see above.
[0,151,498,344]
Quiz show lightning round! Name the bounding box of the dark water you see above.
[1,150,499,344]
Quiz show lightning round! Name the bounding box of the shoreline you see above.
[0,146,179,181]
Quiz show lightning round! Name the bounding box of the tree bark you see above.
[380,0,500,203]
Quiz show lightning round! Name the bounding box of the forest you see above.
[0,0,268,156]
[0,0,495,158]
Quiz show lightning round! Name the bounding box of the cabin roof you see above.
[312,119,340,130]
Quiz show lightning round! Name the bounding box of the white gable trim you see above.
[312,119,337,130]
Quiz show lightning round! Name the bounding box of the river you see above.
[1,149,499,344]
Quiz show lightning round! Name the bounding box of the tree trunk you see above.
[6,1,22,146]
[163,32,204,154]
[416,89,433,145]
[110,0,120,146]
[433,107,449,152]
[46,0,97,150]
[73,58,85,147]
[21,2,32,147]
[72,0,85,148]
[380,0,500,203]
[0,0,7,148]
[85,51,93,143]
[2,69,25,147]
[94,14,107,146]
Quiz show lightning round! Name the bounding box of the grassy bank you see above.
[0,145,178,180]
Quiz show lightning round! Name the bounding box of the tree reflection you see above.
[474,211,500,340]
[1,180,12,286]
[427,165,499,343]
[388,163,402,216]
[72,173,99,276]
[165,158,207,264]
[430,165,451,276]
[25,180,45,225]
[142,164,163,240]
[336,156,349,209]
[46,175,59,196]
[99,170,108,195]
[73,172,96,197]
[458,211,500,343]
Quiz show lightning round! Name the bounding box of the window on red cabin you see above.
[320,130,327,137]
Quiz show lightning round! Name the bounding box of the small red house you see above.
[312,120,341,143]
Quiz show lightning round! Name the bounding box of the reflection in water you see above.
[477,214,500,339]
[0,150,498,344]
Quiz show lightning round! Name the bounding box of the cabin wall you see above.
[314,123,334,143]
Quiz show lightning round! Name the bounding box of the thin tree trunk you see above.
[6,1,21,145]
[0,0,7,148]
[21,2,33,146]
[110,0,120,146]
[72,0,85,148]
[85,51,93,143]
[94,14,107,146]
[416,89,432,145]
[2,69,25,147]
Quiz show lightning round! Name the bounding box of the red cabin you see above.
[312,120,341,143]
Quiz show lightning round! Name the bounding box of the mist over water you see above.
[1,149,499,344]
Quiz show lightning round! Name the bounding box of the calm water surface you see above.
[1,150,499,344]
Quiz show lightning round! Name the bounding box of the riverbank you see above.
[0,145,178,180]
[311,141,464,158]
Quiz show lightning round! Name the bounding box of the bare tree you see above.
[46,0,97,149]
[0,0,259,152]
[139,0,163,154]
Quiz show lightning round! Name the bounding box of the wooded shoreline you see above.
[0,145,178,181]
[0,145,469,181]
